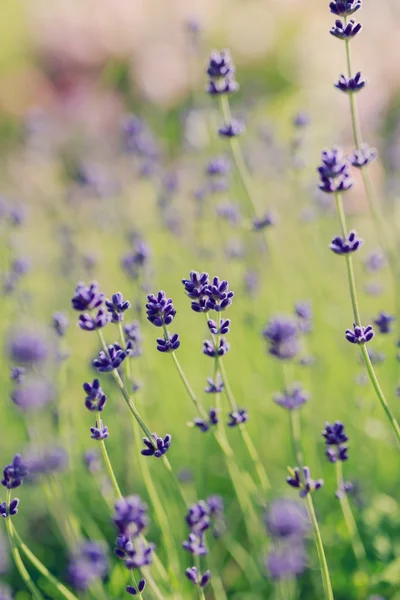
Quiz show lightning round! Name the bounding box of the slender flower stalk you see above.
[335,461,366,564]
[283,379,334,599]
[334,191,400,447]
[11,526,79,600]
[305,495,334,600]
[162,333,260,540]
[206,312,270,495]
[4,495,45,600]
[118,322,183,591]
[340,13,400,314]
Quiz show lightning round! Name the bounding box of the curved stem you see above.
[335,461,367,565]
[12,526,79,600]
[99,434,123,500]
[305,495,334,600]
[334,192,400,447]
[4,511,44,600]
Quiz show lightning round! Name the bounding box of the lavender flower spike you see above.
[2,455,29,489]
[329,0,362,17]
[92,343,128,372]
[330,230,363,255]
[274,384,309,411]
[72,281,105,311]
[345,323,374,344]
[330,19,362,40]
[373,312,395,334]
[335,72,367,94]
[141,433,171,458]
[146,291,176,327]
[286,466,324,497]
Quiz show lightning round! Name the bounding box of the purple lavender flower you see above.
[71,281,105,311]
[7,330,49,364]
[323,422,349,463]
[345,323,374,344]
[204,375,224,393]
[329,0,362,17]
[206,157,230,177]
[0,498,19,518]
[293,112,310,128]
[67,542,108,591]
[206,50,238,96]
[2,455,29,489]
[207,79,238,96]
[318,147,354,194]
[185,567,211,588]
[146,291,176,327]
[79,309,110,331]
[266,543,307,580]
[11,379,54,411]
[363,252,385,273]
[124,322,142,357]
[92,343,127,372]
[263,316,300,360]
[52,312,69,337]
[286,466,324,497]
[90,420,109,440]
[349,144,377,168]
[105,293,131,323]
[373,312,395,334]
[121,241,151,280]
[227,408,248,427]
[203,338,229,357]
[207,318,230,335]
[83,450,101,474]
[274,384,309,411]
[156,333,180,353]
[10,366,25,384]
[113,496,148,536]
[216,201,241,226]
[141,433,171,458]
[182,271,210,312]
[126,579,146,595]
[335,72,366,93]
[193,409,218,432]
[330,230,363,254]
[218,119,245,138]
[330,19,362,39]
[83,379,107,412]
[205,277,234,312]
[25,447,67,475]
[252,211,277,231]
[265,499,310,539]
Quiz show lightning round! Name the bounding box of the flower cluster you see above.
[52,312,69,337]
[253,211,277,231]
[349,144,377,168]
[72,281,105,312]
[263,316,300,360]
[67,542,108,591]
[92,343,129,372]
[329,0,362,17]
[330,19,362,39]
[206,50,238,96]
[185,567,211,589]
[373,312,395,334]
[335,72,367,94]
[83,379,107,412]
[218,119,244,138]
[294,301,313,334]
[322,421,349,463]
[113,496,155,571]
[1,455,28,489]
[274,384,309,411]
[121,240,151,281]
[182,497,224,557]
[330,230,363,255]
[265,499,310,581]
[345,323,374,344]
[141,433,171,458]
[126,579,146,596]
[227,408,248,427]
[317,147,353,194]
[105,293,131,323]
[286,466,324,497]
[146,291,180,354]
[193,409,218,433]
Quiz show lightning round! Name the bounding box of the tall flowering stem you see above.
[333,191,400,446]
[4,493,45,600]
[305,495,334,600]
[335,461,366,564]
[336,7,400,307]
[206,312,271,495]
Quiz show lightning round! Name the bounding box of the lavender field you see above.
[1,1,400,598]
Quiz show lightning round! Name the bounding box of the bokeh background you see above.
[1,0,400,599]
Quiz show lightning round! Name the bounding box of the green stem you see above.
[288,410,304,468]
[334,192,400,447]
[129,571,144,600]
[4,509,44,600]
[305,495,334,600]
[96,330,156,447]
[12,526,79,600]
[335,461,367,564]
[99,434,123,500]
[194,555,206,600]
[207,313,270,495]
